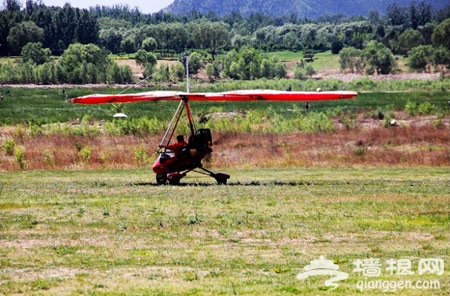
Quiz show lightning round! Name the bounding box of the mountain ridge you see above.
[165,0,447,18]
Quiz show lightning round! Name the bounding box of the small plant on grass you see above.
[296,111,334,133]
[79,146,91,164]
[382,114,393,128]
[353,146,367,156]
[405,100,418,116]
[417,101,436,115]
[103,207,110,217]
[15,146,27,169]
[2,137,15,155]
[43,149,55,166]
[134,145,148,167]
[99,151,111,168]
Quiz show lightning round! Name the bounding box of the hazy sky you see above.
[42,0,174,14]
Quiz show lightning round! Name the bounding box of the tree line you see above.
[0,0,449,84]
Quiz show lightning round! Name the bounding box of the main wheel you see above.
[169,178,180,185]
[217,178,227,185]
[214,173,230,185]
[156,173,167,185]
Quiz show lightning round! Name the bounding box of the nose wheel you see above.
[156,173,167,185]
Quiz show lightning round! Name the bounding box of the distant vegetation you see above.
[167,0,447,18]
[0,0,450,84]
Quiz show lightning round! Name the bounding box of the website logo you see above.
[296,255,444,293]
[296,256,349,290]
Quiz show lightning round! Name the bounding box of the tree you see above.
[142,22,188,54]
[339,47,365,74]
[331,39,343,54]
[30,6,55,53]
[107,62,133,84]
[134,49,157,78]
[222,46,285,80]
[273,62,286,79]
[205,60,221,80]
[432,19,450,50]
[282,31,300,51]
[77,9,99,45]
[153,64,170,82]
[398,29,424,56]
[58,43,111,83]
[121,35,137,54]
[99,29,123,54]
[408,45,433,72]
[363,41,396,75]
[6,21,44,55]
[408,1,432,29]
[305,64,316,78]
[191,21,229,60]
[188,52,203,76]
[21,42,51,64]
[171,61,185,81]
[432,46,450,75]
[0,0,24,55]
[260,58,274,78]
[141,37,157,52]
[53,4,77,54]
[386,3,408,27]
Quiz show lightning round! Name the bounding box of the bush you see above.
[2,138,15,155]
[417,101,435,115]
[134,145,149,167]
[15,147,27,170]
[405,100,418,116]
[79,146,91,164]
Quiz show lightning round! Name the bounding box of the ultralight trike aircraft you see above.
[71,89,357,185]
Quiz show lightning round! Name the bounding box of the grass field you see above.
[1,83,449,294]
[1,86,449,126]
[1,168,449,295]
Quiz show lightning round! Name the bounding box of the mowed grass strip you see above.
[1,168,449,295]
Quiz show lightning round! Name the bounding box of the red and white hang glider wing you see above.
[70,90,357,104]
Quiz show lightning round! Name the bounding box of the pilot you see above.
[158,135,188,167]
[162,135,187,157]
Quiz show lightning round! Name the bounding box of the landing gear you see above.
[156,173,167,185]
[152,96,230,186]
[213,172,230,185]
[155,170,230,185]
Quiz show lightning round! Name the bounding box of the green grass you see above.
[1,87,449,126]
[266,50,304,62]
[1,167,449,295]
[308,50,340,71]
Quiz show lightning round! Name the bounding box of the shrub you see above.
[15,147,27,169]
[79,146,91,163]
[405,100,418,116]
[2,138,15,155]
[295,112,334,134]
[43,149,55,166]
[134,145,149,167]
[417,101,435,115]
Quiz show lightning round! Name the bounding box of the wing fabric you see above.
[202,90,357,101]
[70,91,184,104]
[70,90,357,104]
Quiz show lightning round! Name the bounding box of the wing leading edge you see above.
[70,90,357,104]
